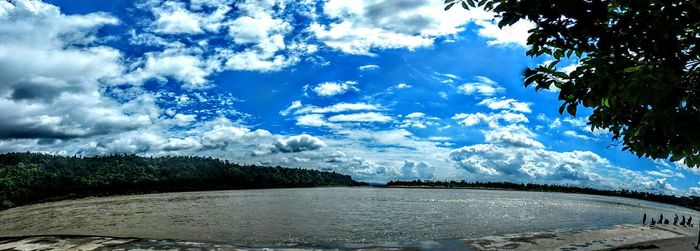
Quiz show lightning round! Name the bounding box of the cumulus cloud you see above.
[123,47,219,89]
[452,111,529,128]
[483,124,544,148]
[221,0,308,72]
[473,18,534,47]
[145,0,231,34]
[200,119,272,149]
[310,81,359,97]
[400,160,436,180]
[457,76,505,96]
[271,134,326,153]
[309,0,478,55]
[171,113,197,127]
[400,112,440,129]
[478,97,531,113]
[450,144,607,183]
[0,0,161,140]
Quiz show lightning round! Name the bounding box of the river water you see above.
[0,187,697,246]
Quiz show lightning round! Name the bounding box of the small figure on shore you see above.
[643,213,647,225]
[651,218,656,225]
[659,214,664,224]
[675,214,679,225]
[689,216,693,227]
[665,219,670,224]
[683,216,687,226]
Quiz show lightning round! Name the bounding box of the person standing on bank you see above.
[643,213,647,225]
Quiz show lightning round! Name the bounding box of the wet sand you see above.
[1,224,699,250]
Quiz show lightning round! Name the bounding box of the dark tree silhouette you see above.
[0,152,363,210]
[447,0,700,166]
[388,180,700,210]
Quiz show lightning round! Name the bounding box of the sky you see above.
[1,0,699,195]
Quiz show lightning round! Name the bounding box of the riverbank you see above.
[1,224,698,250]
[464,224,699,250]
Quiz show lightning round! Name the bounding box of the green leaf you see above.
[566,104,577,116]
[558,103,567,114]
[670,154,682,162]
[445,2,456,10]
[524,75,538,87]
[553,71,568,79]
[623,66,642,73]
[554,49,564,60]
[483,1,494,10]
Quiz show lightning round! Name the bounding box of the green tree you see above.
[447,0,700,166]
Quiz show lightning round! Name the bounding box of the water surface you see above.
[0,187,697,246]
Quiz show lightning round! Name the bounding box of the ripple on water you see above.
[0,187,698,245]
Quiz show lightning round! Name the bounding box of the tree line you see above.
[0,152,362,210]
[387,180,700,211]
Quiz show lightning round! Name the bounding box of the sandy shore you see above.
[1,224,699,250]
[465,224,700,251]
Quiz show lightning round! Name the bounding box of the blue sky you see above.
[1,0,698,195]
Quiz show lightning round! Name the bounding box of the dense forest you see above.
[0,152,362,210]
[387,180,700,211]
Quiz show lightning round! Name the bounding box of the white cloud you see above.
[153,3,203,34]
[564,130,592,140]
[311,81,359,97]
[549,118,562,128]
[284,101,382,115]
[171,113,197,127]
[295,114,331,127]
[452,111,528,128]
[449,144,678,194]
[395,83,412,89]
[271,134,326,153]
[689,187,700,196]
[563,117,588,127]
[147,0,230,34]
[280,100,303,116]
[358,64,380,71]
[221,47,302,72]
[200,119,272,149]
[478,97,531,113]
[328,112,392,123]
[483,124,544,148]
[400,160,436,180]
[473,18,534,47]
[406,112,425,118]
[0,0,163,140]
[457,76,505,96]
[400,112,440,129]
[220,0,305,72]
[123,48,219,89]
[309,0,479,55]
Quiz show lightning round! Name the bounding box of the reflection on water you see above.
[0,187,697,244]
